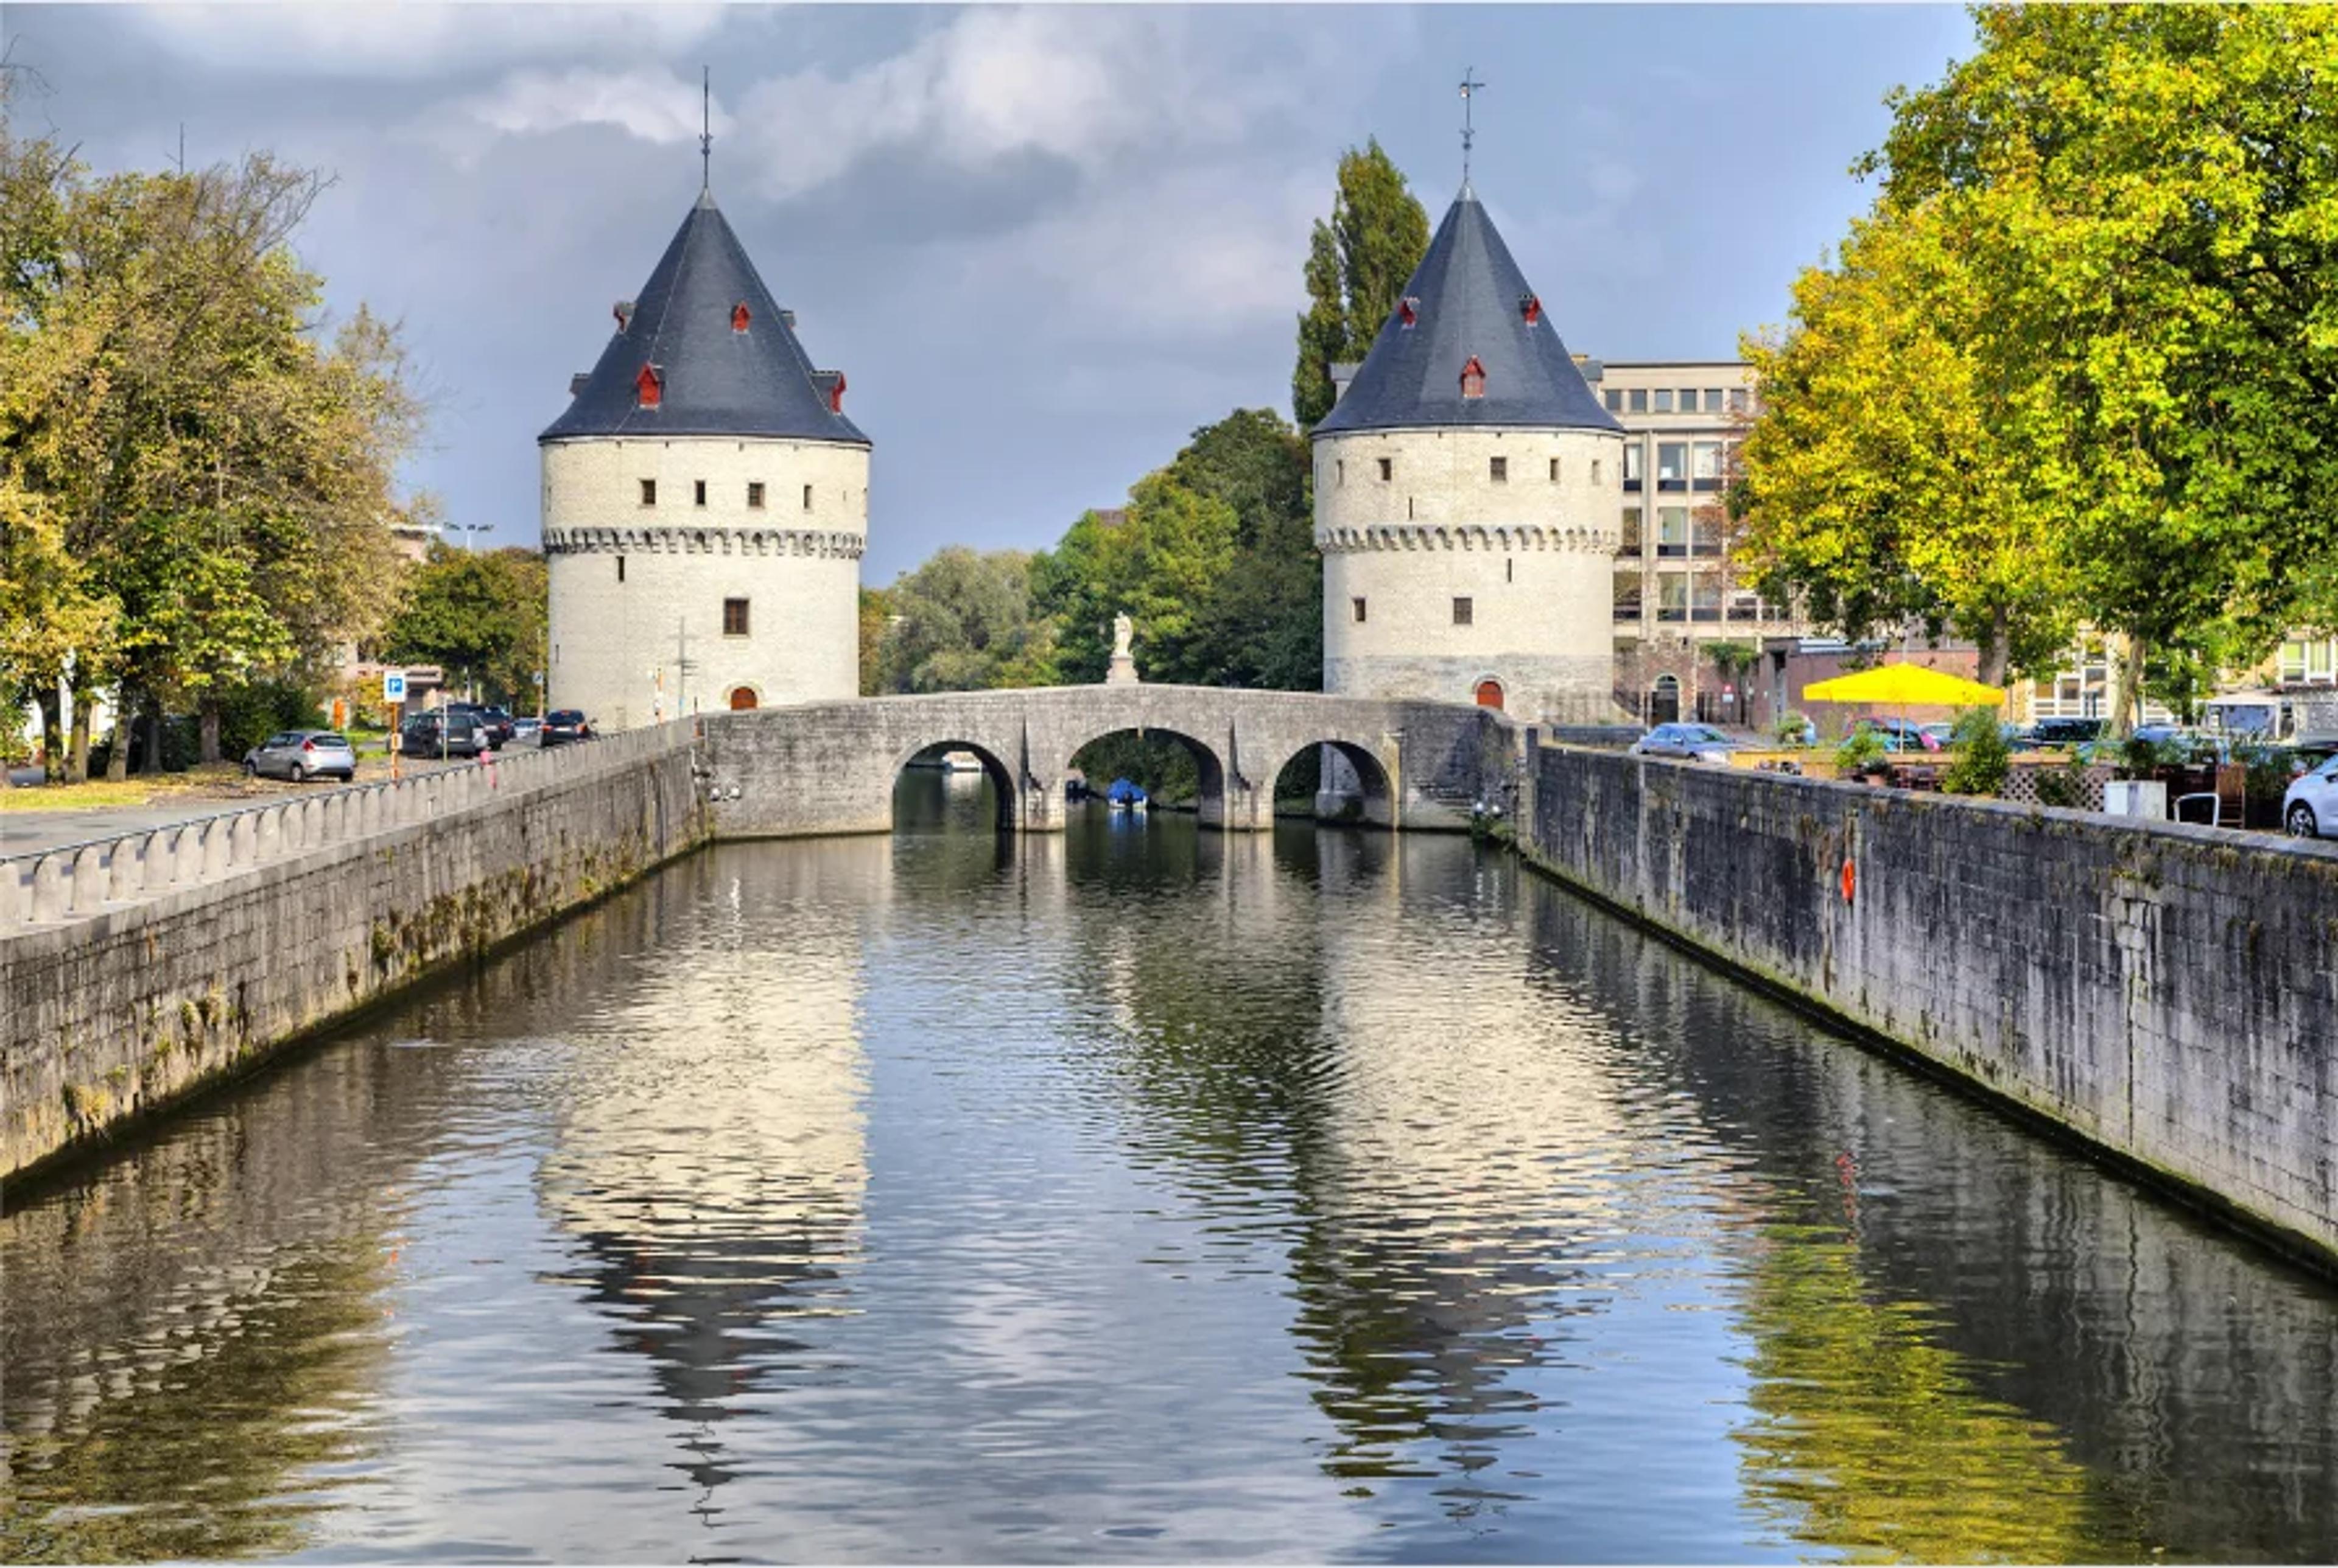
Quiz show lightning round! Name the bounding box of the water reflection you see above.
[0,783,2331,1562]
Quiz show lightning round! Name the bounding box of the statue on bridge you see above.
[1106,612,1139,687]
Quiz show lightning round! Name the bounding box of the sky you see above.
[4,4,1979,581]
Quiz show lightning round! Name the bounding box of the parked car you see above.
[540,709,592,748]
[244,730,357,783]
[2284,754,2338,839]
[399,711,488,759]
[1855,718,1942,753]
[511,716,542,745]
[1629,723,1740,764]
[2023,716,2107,749]
[447,702,515,747]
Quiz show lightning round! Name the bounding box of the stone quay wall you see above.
[1,721,707,1180]
[1519,740,2338,1267]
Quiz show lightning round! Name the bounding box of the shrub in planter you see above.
[2033,754,2090,809]
[1940,706,2011,796]
[1834,723,1890,780]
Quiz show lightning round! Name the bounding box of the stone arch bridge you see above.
[696,685,1516,836]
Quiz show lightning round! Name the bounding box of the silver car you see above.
[2284,754,2338,840]
[244,730,357,783]
[1627,722,1740,764]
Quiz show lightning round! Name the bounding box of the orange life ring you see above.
[1840,858,1857,904]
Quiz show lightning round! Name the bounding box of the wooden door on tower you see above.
[1475,679,1505,710]
[729,687,759,712]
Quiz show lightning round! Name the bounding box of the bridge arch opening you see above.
[1276,741,1395,828]
[1064,728,1227,825]
[891,740,1016,834]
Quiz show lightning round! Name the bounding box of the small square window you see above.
[1352,597,1367,623]
[1654,389,1674,413]
[693,479,707,506]
[1452,597,1473,626]
[1728,388,1750,414]
[723,598,750,637]
[1604,389,1623,412]
[639,478,656,506]
[1678,388,1697,410]
[802,483,814,511]
[1489,455,1508,483]
[1705,387,1725,411]
[1377,457,1393,482]
[1628,389,1648,413]
[1549,457,1560,482]
[747,481,765,509]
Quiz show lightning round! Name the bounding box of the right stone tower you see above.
[1313,183,1624,722]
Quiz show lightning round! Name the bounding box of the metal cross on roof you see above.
[1459,68,1486,187]
[700,66,712,192]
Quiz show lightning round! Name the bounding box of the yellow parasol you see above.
[1801,664,2006,708]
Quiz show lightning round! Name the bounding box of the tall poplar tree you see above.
[1291,140,1430,429]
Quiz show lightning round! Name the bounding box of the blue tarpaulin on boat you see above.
[1104,778,1148,805]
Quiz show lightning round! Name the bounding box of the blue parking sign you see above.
[383,670,408,703]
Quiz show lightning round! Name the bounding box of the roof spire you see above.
[1459,67,1486,194]
[700,66,712,194]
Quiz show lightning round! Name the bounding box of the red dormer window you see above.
[635,363,663,408]
[1459,356,1486,400]
[1520,293,1542,325]
[732,302,751,332]
[828,370,847,414]
[1398,296,1419,329]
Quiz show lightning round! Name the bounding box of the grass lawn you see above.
[0,763,279,813]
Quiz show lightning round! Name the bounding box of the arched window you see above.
[1651,673,1682,724]
[1459,356,1486,399]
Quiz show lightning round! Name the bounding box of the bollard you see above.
[30,854,67,923]
[202,817,233,878]
[175,823,202,885]
[256,807,281,862]
[111,835,149,901]
[70,844,108,914]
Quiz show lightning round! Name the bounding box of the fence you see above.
[0,722,697,935]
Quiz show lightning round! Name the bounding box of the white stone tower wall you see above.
[1314,426,1623,721]
[543,436,869,729]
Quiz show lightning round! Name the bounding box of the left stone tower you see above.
[541,190,869,729]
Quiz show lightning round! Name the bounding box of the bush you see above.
[1834,723,1889,777]
[1940,705,2011,796]
[1775,711,1817,747]
[2033,754,2089,808]
[2237,743,2303,805]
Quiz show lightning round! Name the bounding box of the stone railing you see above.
[0,721,696,934]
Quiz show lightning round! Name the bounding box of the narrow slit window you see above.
[747,481,765,509]
[1352,597,1367,623]
[723,598,750,636]
[1377,457,1393,482]
[1336,459,1345,487]
[693,479,707,507]
[1489,455,1508,483]
[1549,457,1560,482]
[616,556,626,583]
[639,478,656,506]
[802,484,814,511]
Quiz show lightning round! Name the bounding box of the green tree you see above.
[1736,201,2075,686]
[874,547,1059,694]
[857,584,894,697]
[1291,140,1430,428]
[1031,409,1318,691]
[0,93,422,774]
[382,545,547,707]
[1778,4,2338,721]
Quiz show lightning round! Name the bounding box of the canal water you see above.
[4,772,2336,1563]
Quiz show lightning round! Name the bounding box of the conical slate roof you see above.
[1312,186,1619,438]
[541,192,869,446]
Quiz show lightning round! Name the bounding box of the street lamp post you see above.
[454,523,491,551]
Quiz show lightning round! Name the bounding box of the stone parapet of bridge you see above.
[697,684,1510,838]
